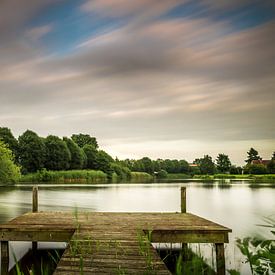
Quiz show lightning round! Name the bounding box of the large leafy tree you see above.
[71,134,98,149]
[245,148,261,164]
[216,154,231,173]
[44,135,71,171]
[18,130,46,173]
[197,155,216,175]
[139,157,154,174]
[95,150,114,178]
[179,159,190,173]
[83,144,98,169]
[63,137,84,169]
[267,152,275,174]
[0,141,21,183]
[229,165,242,175]
[0,127,19,162]
[246,164,268,175]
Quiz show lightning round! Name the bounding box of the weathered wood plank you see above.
[1,241,9,275]
[0,211,231,274]
[0,230,73,241]
[216,243,226,275]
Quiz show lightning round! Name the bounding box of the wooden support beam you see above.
[32,186,38,212]
[181,187,186,213]
[32,186,38,250]
[1,241,9,275]
[215,243,225,275]
[181,187,188,259]
[150,230,228,243]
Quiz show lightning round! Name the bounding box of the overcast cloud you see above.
[0,0,274,164]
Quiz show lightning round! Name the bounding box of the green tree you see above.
[0,127,19,162]
[132,159,144,172]
[179,159,190,173]
[229,165,242,175]
[245,164,268,175]
[83,144,98,169]
[95,150,114,178]
[44,135,71,171]
[190,165,200,176]
[139,157,154,174]
[0,141,21,183]
[111,163,131,180]
[71,133,98,148]
[18,130,46,173]
[80,148,87,169]
[197,155,216,175]
[163,159,174,173]
[267,152,275,174]
[63,137,84,169]
[245,148,261,164]
[216,153,231,173]
[152,159,161,172]
[156,169,168,179]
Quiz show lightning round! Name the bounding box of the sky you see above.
[0,0,274,165]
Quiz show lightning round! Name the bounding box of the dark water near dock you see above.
[0,180,274,274]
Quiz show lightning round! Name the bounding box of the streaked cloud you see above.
[26,24,53,40]
[0,0,274,164]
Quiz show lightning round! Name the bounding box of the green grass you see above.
[20,170,155,184]
[20,169,108,183]
[193,174,275,182]
[130,172,153,183]
[166,173,190,179]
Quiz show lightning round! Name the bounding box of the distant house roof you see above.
[251,160,270,166]
[189,163,198,167]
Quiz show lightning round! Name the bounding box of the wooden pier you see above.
[0,187,231,275]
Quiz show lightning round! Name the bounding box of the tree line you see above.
[0,127,127,180]
[119,148,275,176]
[0,127,274,184]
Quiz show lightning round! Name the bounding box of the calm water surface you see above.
[0,181,274,273]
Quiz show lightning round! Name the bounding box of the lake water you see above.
[0,181,274,274]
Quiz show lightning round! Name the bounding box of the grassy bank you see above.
[166,173,190,179]
[19,169,153,184]
[130,172,153,183]
[20,169,108,183]
[193,174,275,182]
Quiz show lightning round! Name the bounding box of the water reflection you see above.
[0,181,274,273]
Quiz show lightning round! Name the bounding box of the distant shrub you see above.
[245,164,268,175]
[156,169,168,179]
[111,163,131,181]
[130,172,153,183]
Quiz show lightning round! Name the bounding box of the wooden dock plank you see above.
[0,211,231,274]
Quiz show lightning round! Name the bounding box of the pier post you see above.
[32,186,38,251]
[1,241,9,275]
[32,186,38,213]
[181,187,186,213]
[181,187,188,260]
[215,243,225,275]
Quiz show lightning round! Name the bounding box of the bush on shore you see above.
[130,172,153,183]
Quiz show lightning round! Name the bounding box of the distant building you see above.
[189,163,198,167]
[251,160,270,166]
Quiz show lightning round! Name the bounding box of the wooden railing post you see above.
[181,187,188,260]
[181,187,186,213]
[32,186,38,213]
[32,186,38,251]
[216,243,225,275]
[1,241,9,275]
